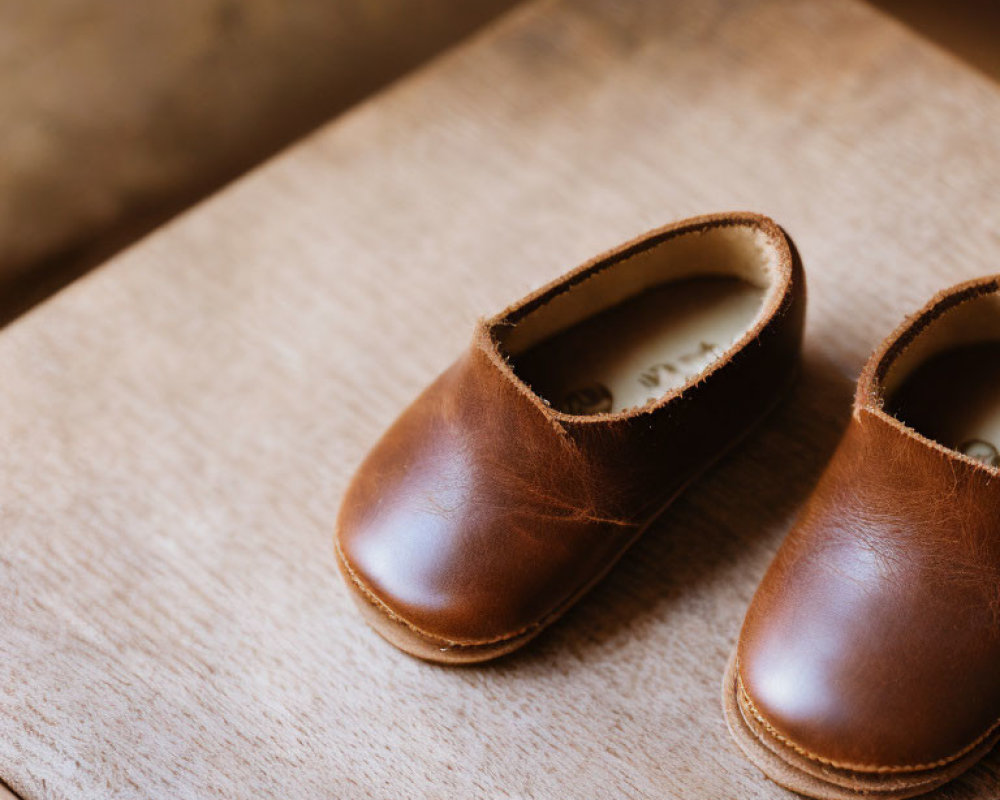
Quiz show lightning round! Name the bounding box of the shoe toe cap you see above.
[737,555,1000,772]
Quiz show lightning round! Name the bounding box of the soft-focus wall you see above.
[868,0,1000,82]
[0,0,516,321]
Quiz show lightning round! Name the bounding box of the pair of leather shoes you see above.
[335,213,1000,798]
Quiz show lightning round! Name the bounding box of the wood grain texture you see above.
[2,0,1000,797]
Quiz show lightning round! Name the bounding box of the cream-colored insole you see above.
[888,341,1000,468]
[512,276,765,415]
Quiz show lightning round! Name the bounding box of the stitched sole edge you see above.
[335,543,542,663]
[720,646,997,799]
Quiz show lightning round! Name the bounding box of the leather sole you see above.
[335,537,572,663]
[721,647,999,799]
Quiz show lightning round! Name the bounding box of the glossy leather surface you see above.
[337,213,805,650]
[738,276,1000,773]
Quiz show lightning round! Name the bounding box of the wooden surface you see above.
[3,0,1000,797]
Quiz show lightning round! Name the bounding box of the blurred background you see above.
[1,0,997,326]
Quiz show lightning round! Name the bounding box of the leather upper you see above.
[738,275,1000,772]
[337,213,805,647]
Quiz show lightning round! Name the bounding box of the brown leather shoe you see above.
[724,275,1000,798]
[336,212,804,663]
